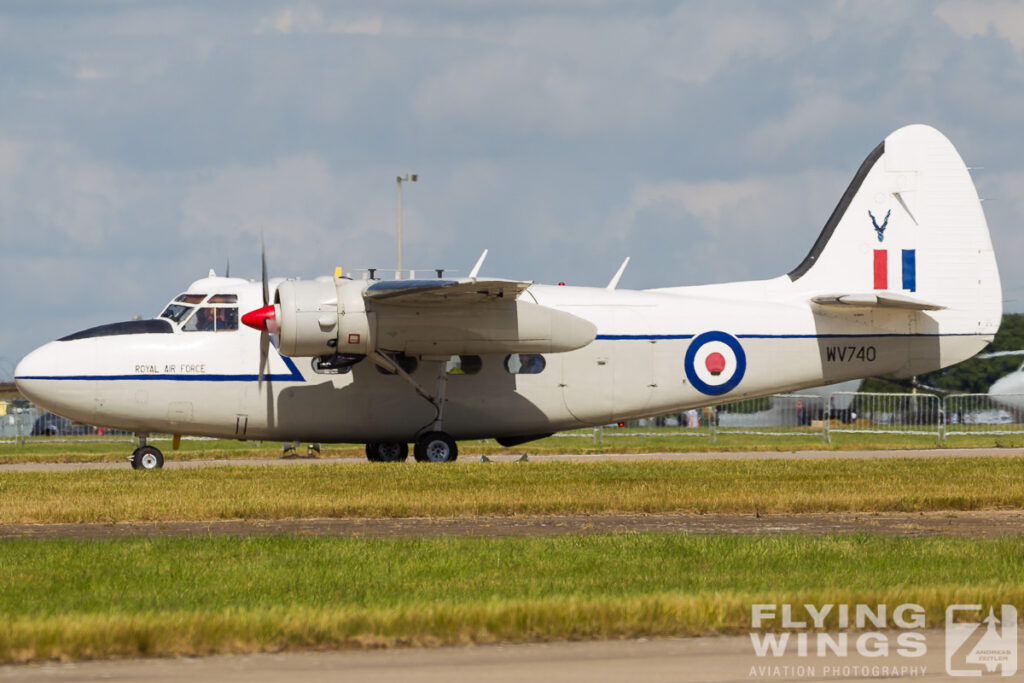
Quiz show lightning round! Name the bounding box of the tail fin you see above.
[789,124,1001,335]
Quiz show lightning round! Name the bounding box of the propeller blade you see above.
[261,235,269,307]
[258,329,269,385]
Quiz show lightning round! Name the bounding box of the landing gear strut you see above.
[367,353,460,464]
[130,436,164,470]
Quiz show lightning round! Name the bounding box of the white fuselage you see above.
[15,275,989,443]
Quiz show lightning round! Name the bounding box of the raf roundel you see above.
[684,331,746,396]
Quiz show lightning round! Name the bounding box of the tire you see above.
[365,442,408,462]
[131,445,164,470]
[414,432,458,463]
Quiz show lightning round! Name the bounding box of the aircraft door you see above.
[610,309,654,418]
[560,309,653,425]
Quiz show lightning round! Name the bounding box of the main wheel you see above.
[413,432,458,463]
[131,445,164,470]
[365,442,408,462]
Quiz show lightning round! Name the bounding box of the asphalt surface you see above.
[0,631,963,682]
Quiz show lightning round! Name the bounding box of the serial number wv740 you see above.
[825,345,877,363]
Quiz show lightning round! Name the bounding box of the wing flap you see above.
[365,278,532,306]
[811,292,946,311]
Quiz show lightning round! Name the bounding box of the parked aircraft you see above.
[978,351,1024,412]
[15,125,1001,468]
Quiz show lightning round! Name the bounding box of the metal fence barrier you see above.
[944,393,1024,436]
[0,399,135,445]
[824,391,944,443]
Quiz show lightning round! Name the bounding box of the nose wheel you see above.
[413,432,458,463]
[131,445,164,470]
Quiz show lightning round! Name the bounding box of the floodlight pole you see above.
[396,173,418,280]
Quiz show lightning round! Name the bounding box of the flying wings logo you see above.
[945,604,1018,676]
[685,331,746,396]
[869,210,916,292]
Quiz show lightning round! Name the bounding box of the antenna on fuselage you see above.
[469,249,488,279]
[606,257,630,290]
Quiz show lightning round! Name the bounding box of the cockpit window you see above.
[208,294,238,303]
[183,307,239,332]
[175,294,206,304]
[161,304,194,323]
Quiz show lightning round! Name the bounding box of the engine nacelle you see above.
[275,279,373,357]
[272,278,596,359]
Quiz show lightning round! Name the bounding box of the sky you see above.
[2,1,1024,378]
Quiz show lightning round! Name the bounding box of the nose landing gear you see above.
[130,436,164,470]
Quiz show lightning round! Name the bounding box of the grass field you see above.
[3,431,1024,464]
[1,457,1023,523]
[0,533,1021,662]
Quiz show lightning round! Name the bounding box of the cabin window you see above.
[504,353,545,375]
[175,294,206,304]
[183,307,239,332]
[446,355,482,375]
[208,294,238,303]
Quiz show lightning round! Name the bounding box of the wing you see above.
[364,278,533,306]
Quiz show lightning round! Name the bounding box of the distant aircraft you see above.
[15,125,1001,468]
[977,351,1024,412]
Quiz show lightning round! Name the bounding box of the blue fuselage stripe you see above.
[15,333,984,382]
[595,332,980,340]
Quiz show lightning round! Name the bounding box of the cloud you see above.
[936,0,1024,52]
[75,66,104,81]
[0,138,136,246]
[609,169,850,284]
[254,4,384,37]
[254,4,325,35]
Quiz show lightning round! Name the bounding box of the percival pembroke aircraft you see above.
[15,125,1001,468]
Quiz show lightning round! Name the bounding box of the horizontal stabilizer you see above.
[978,350,1024,359]
[365,278,532,306]
[811,292,945,311]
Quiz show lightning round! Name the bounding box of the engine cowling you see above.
[274,279,373,357]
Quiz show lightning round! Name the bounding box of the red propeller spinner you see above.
[241,305,276,331]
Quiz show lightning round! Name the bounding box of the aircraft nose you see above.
[14,343,60,408]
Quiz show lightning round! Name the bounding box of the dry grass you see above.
[1,457,1023,524]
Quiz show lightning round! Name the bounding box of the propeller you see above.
[240,236,280,388]
[237,236,278,429]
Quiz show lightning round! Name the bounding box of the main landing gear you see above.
[413,432,458,463]
[130,436,164,470]
[364,434,458,463]
[365,442,409,462]
[362,354,460,463]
